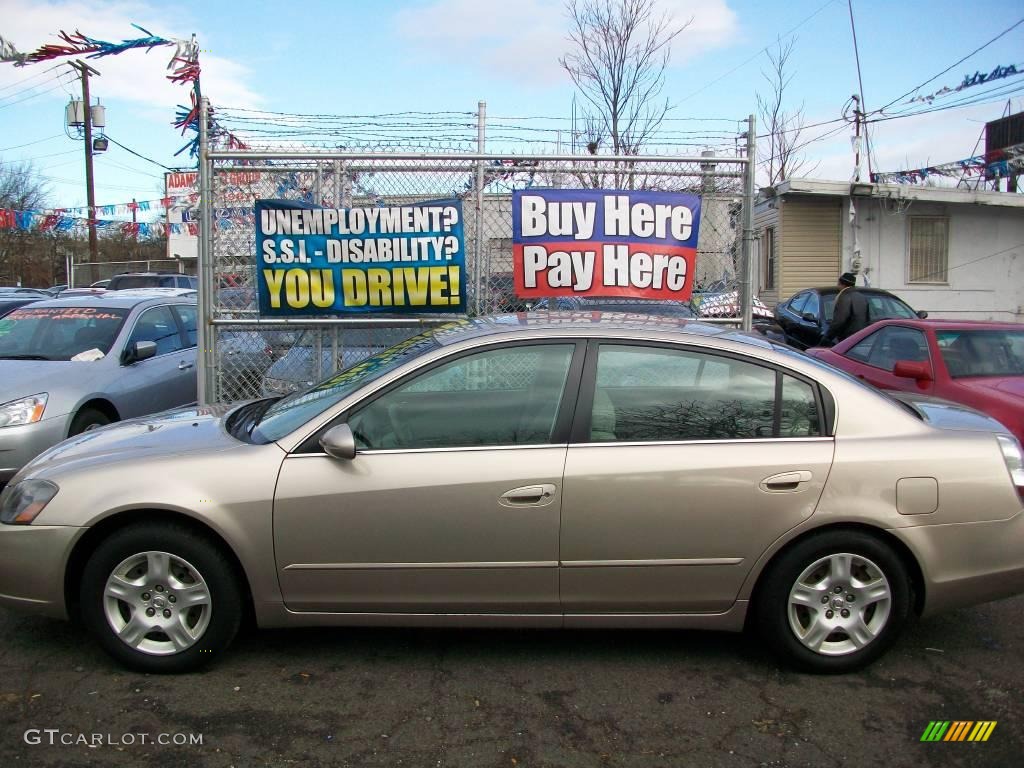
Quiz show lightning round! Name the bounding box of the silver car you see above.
[0,293,198,483]
[1,314,1023,675]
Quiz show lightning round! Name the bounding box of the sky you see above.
[1,0,1022,221]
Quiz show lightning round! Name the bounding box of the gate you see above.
[199,100,756,404]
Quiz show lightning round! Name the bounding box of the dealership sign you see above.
[255,198,465,316]
[512,189,702,301]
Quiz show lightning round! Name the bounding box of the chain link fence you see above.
[199,107,754,404]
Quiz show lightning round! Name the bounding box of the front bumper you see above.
[0,524,83,619]
[0,416,68,483]
[893,510,1024,615]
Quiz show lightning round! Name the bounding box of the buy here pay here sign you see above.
[512,189,702,301]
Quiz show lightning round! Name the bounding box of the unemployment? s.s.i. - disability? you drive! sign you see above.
[512,189,702,302]
[255,198,465,316]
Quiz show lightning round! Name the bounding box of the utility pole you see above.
[70,59,101,276]
[852,94,862,182]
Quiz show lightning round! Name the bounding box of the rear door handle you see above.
[178,361,195,370]
[761,471,812,492]
[499,484,556,507]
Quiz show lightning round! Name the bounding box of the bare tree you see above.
[0,160,49,211]
[757,38,817,185]
[561,0,691,157]
[0,160,51,285]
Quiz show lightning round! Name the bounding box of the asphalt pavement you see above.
[0,595,1020,768]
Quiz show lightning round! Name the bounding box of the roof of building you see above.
[759,178,1024,209]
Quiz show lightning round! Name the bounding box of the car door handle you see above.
[178,361,195,370]
[760,471,813,492]
[499,484,556,507]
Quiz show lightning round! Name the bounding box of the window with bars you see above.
[761,227,776,290]
[908,217,949,283]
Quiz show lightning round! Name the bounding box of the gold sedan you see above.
[1,314,1023,674]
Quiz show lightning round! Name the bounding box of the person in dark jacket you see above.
[826,272,869,344]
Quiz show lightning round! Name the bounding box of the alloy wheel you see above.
[102,551,212,656]
[787,552,892,656]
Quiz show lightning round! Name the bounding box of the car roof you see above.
[865,318,1024,332]
[809,286,902,297]
[111,287,197,297]
[21,292,197,310]
[421,312,734,347]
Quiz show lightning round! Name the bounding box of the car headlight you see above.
[0,393,48,428]
[0,479,59,524]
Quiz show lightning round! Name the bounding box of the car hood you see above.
[0,360,106,400]
[24,403,242,477]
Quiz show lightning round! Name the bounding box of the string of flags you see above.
[870,142,1024,185]
[4,23,246,164]
[0,205,258,239]
[0,208,198,238]
[906,62,1023,105]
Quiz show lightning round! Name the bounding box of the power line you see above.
[104,135,176,171]
[0,74,77,109]
[877,16,1024,112]
[0,135,63,152]
[0,64,63,95]
[868,83,1024,123]
[676,0,841,104]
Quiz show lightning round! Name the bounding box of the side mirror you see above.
[320,423,357,460]
[801,312,818,324]
[893,359,933,382]
[917,310,929,319]
[122,340,157,365]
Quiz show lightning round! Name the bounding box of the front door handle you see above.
[178,361,195,370]
[760,471,812,492]
[499,484,556,507]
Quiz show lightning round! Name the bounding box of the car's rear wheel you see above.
[754,531,911,673]
[68,407,111,436]
[80,523,242,673]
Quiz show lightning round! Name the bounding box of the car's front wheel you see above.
[80,523,242,673]
[754,531,912,673]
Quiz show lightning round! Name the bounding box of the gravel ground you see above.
[0,595,1019,767]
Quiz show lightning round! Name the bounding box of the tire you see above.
[68,407,111,436]
[753,530,911,674]
[79,522,242,673]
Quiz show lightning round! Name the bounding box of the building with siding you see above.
[754,179,1024,321]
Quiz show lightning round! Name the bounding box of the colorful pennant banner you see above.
[870,143,1024,185]
[907,62,1023,105]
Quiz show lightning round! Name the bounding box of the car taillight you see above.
[996,435,1024,503]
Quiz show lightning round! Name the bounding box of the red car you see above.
[807,319,1024,444]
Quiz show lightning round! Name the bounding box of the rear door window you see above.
[585,344,821,442]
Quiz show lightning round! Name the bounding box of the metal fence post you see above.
[474,100,486,315]
[197,96,216,404]
[739,114,757,332]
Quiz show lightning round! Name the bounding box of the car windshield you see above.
[936,329,1024,377]
[249,329,444,443]
[822,292,917,322]
[0,306,128,361]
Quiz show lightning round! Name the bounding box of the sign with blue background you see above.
[255,198,465,316]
